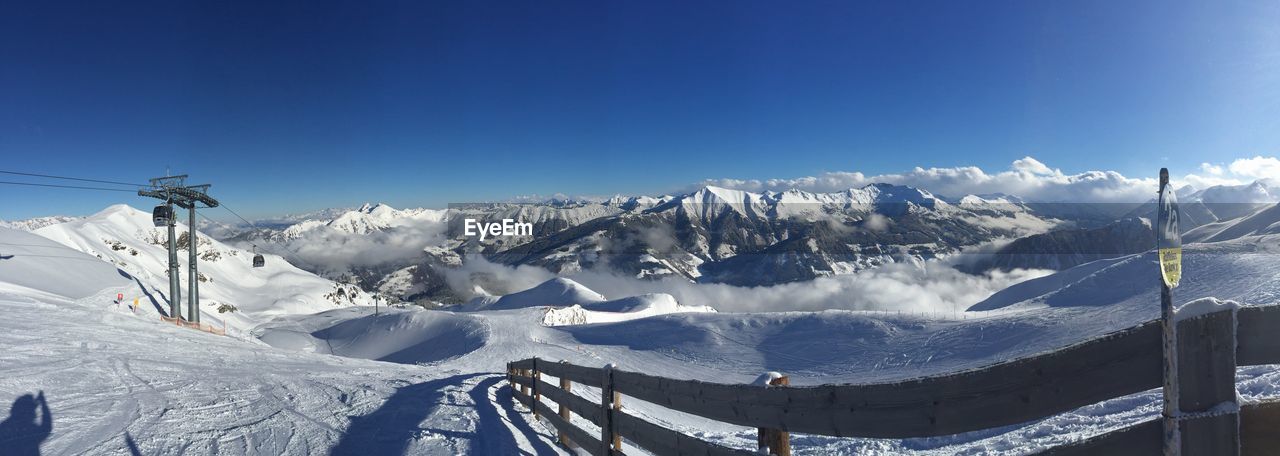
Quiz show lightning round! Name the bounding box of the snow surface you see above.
[541,292,717,326]
[30,205,374,332]
[0,227,133,299]
[464,277,606,311]
[6,212,1280,455]
[1175,297,1240,322]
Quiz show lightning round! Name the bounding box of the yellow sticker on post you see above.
[1157,168,1181,288]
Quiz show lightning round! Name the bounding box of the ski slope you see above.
[31,205,374,333]
[5,224,1280,454]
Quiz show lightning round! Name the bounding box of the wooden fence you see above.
[506,305,1280,455]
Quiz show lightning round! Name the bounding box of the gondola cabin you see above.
[152,205,173,227]
[253,254,265,268]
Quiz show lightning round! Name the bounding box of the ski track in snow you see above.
[10,281,1280,455]
[0,287,574,456]
[5,224,1280,454]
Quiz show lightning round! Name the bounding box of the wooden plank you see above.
[1237,306,1280,366]
[611,321,1164,438]
[537,378,603,426]
[532,359,542,419]
[534,396,609,456]
[613,410,757,456]
[1180,414,1239,456]
[540,360,604,387]
[1034,418,1161,455]
[1176,309,1238,413]
[513,388,534,409]
[1020,399,1280,456]
[510,375,535,389]
[1242,400,1280,456]
[1176,309,1239,455]
[559,373,574,448]
[511,358,536,370]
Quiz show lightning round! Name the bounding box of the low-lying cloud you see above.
[257,223,451,274]
[444,256,1050,314]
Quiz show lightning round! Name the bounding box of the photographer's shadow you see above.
[0,391,52,456]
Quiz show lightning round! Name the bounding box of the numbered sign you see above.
[1157,168,1181,288]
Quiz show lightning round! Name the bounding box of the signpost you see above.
[1158,168,1183,454]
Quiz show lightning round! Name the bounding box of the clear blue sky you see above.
[2,1,1277,219]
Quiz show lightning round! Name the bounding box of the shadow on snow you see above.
[330,374,558,456]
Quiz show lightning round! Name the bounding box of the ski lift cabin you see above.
[251,245,265,268]
[152,205,173,227]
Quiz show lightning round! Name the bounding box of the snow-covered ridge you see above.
[464,277,606,311]
[542,293,717,326]
[0,215,82,231]
[30,204,373,332]
[652,183,957,222]
[281,203,448,238]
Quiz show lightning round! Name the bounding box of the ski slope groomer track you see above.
[0,233,569,455]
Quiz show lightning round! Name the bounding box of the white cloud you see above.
[697,156,1157,203]
[447,256,1051,313]
[1201,162,1224,175]
[1012,156,1055,176]
[694,155,1280,203]
[1228,156,1280,180]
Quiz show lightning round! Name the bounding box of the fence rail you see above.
[506,305,1280,455]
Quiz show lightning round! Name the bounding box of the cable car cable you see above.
[0,170,148,187]
[0,180,140,192]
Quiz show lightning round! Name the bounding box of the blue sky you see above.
[2,1,1278,219]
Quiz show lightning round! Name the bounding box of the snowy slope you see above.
[542,292,718,326]
[254,307,490,364]
[0,215,82,231]
[0,277,567,455]
[464,277,606,311]
[31,205,372,331]
[1183,203,1280,244]
[0,227,133,299]
[6,223,1280,455]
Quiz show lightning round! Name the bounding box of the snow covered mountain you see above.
[963,218,1156,272]
[1124,180,1280,231]
[211,181,1276,307]
[0,215,81,231]
[279,203,448,239]
[1183,202,1280,244]
[484,183,1057,287]
[211,185,1060,304]
[5,199,1280,455]
[29,204,372,331]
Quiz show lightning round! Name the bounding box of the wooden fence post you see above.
[601,363,619,455]
[520,368,530,398]
[1173,307,1239,455]
[757,375,792,456]
[558,360,576,449]
[532,358,541,419]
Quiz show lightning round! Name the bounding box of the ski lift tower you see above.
[139,176,219,323]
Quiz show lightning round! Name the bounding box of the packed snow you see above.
[5,204,1280,455]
